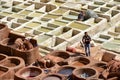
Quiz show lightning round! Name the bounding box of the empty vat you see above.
[14,66,43,80]
[68,22,90,30]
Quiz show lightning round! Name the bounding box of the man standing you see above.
[82,32,91,56]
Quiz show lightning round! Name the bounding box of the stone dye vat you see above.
[37,26,53,33]
[51,20,68,26]
[19,10,32,16]
[0,32,41,64]
[49,27,71,36]
[0,23,10,41]
[59,29,80,39]
[57,66,75,80]
[73,67,98,80]
[43,13,61,19]
[91,62,107,73]
[14,66,43,80]
[51,8,68,15]
[45,50,70,63]
[68,21,90,31]
[42,74,63,80]
[0,65,14,80]
[15,27,32,33]
[1,57,25,72]
[57,61,68,66]
[63,11,78,20]
[27,11,44,18]
[0,54,7,64]
[70,57,90,68]
[34,34,51,45]
[25,21,41,29]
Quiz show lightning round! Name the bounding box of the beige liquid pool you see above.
[25,22,41,28]
[53,20,67,26]
[17,4,29,8]
[52,8,68,15]
[16,27,31,33]
[0,12,12,16]
[36,35,50,44]
[69,22,89,30]
[11,14,25,19]
[54,2,63,6]
[44,14,61,19]
[19,10,32,15]
[64,15,77,20]
[29,12,44,17]
[38,27,52,32]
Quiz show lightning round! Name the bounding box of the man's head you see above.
[84,32,88,36]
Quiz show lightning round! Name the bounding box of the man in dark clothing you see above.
[82,32,91,56]
[77,11,85,21]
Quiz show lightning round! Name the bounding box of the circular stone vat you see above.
[57,61,68,66]
[0,66,8,76]
[73,67,98,80]
[0,24,10,41]
[57,66,75,76]
[70,57,90,67]
[42,74,63,80]
[14,66,43,80]
[0,54,7,63]
[107,72,120,80]
[91,62,107,73]
[0,66,14,79]
[2,57,25,72]
[50,51,70,59]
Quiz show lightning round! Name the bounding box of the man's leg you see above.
[85,44,88,56]
[87,44,90,56]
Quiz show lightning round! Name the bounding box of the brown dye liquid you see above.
[71,61,85,67]
[44,76,61,80]
[0,71,5,75]
[93,66,104,72]
[4,61,16,67]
